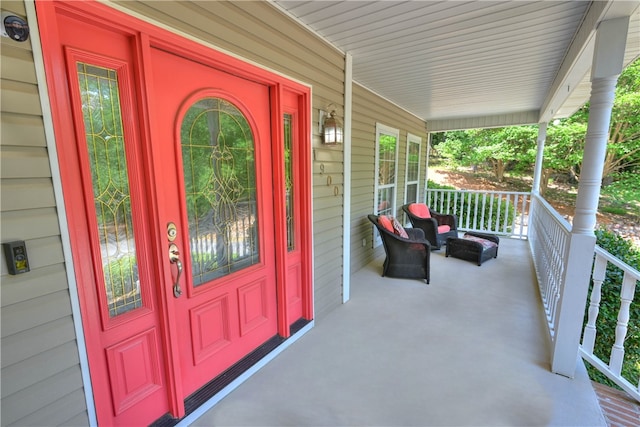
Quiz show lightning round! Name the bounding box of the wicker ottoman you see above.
[445,232,499,266]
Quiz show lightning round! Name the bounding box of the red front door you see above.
[148,47,278,396]
[37,1,312,425]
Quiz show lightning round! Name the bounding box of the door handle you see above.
[169,243,183,298]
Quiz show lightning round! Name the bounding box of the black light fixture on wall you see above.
[321,108,343,145]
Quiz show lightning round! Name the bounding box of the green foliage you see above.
[431,57,640,192]
[426,179,455,190]
[585,228,640,388]
[600,205,628,216]
[433,127,538,179]
[600,172,640,218]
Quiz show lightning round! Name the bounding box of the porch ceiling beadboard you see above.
[274,0,640,130]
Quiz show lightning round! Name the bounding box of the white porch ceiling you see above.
[273,1,640,131]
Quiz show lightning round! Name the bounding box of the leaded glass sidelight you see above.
[284,114,295,252]
[181,98,259,285]
[77,62,142,317]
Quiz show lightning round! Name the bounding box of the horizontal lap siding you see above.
[114,1,346,317]
[0,1,89,425]
[350,83,428,273]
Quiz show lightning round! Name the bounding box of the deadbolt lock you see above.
[167,222,177,242]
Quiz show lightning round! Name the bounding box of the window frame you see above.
[403,133,422,225]
[373,123,400,247]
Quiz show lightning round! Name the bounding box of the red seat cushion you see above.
[437,225,451,233]
[378,215,394,233]
[409,203,431,219]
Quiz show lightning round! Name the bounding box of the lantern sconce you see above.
[319,108,343,145]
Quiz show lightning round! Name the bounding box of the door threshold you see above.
[152,319,314,427]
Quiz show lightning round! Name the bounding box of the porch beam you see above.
[551,16,630,377]
[427,110,538,132]
[539,1,609,123]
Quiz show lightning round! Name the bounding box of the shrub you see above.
[584,228,640,388]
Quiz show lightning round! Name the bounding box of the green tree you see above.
[540,120,587,194]
[432,58,640,193]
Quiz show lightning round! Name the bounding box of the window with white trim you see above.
[374,123,399,246]
[404,133,422,224]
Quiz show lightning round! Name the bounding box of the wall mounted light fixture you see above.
[320,109,343,145]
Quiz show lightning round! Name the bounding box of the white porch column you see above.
[342,52,353,303]
[532,122,547,195]
[424,133,432,197]
[551,17,629,377]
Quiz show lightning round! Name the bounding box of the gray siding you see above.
[0,1,89,425]
[350,83,428,274]
[115,0,347,319]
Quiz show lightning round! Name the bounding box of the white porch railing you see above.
[526,193,639,402]
[425,189,530,239]
[528,194,572,340]
[426,189,639,402]
[580,247,640,402]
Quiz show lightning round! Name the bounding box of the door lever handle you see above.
[169,243,183,298]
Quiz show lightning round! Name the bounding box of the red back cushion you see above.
[378,215,394,233]
[409,203,431,219]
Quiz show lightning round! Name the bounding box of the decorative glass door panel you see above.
[181,98,259,285]
[284,113,295,252]
[77,63,143,318]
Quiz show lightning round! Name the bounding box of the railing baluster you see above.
[467,193,471,228]
[488,194,495,233]
[473,192,479,230]
[496,195,502,234]
[480,193,487,231]
[452,191,457,215]
[609,272,637,375]
[503,193,511,234]
[582,254,607,353]
[458,192,465,228]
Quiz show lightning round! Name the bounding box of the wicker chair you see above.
[401,203,458,250]
[367,214,431,284]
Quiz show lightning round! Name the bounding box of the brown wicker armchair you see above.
[401,203,458,250]
[367,214,431,284]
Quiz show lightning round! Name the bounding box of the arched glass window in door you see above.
[181,98,259,285]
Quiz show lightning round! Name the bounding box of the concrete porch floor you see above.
[188,238,606,426]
